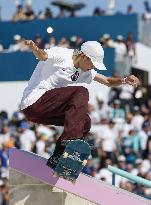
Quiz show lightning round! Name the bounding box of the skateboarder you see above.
[20,40,140,169]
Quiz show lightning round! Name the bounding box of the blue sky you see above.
[0,0,151,21]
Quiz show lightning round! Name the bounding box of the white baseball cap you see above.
[81,41,107,70]
[118,155,126,162]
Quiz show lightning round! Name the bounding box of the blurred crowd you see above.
[0,1,151,22]
[12,4,52,22]
[0,83,151,204]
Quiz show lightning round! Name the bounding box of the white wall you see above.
[0,81,27,117]
[0,81,110,117]
[133,42,151,83]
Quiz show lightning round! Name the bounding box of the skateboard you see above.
[53,140,91,184]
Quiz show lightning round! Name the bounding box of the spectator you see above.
[8,34,26,52]
[134,85,148,108]
[82,158,96,177]
[113,35,128,76]
[122,128,141,155]
[95,158,112,183]
[119,84,134,112]
[109,99,125,124]
[99,120,117,160]
[121,181,135,192]
[100,33,115,48]
[117,155,126,170]
[107,0,115,15]
[88,104,100,124]
[45,7,53,18]
[96,93,110,121]
[38,7,53,19]
[127,4,134,15]
[70,36,84,49]
[70,35,78,48]
[34,34,44,49]
[131,106,144,131]
[142,113,151,136]
[122,113,135,136]
[126,33,136,65]
[24,4,35,20]
[0,123,11,149]
[58,37,69,48]
[126,163,137,175]
[17,121,36,152]
[93,7,105,16]
[12,5,26,22]
[36,134,47,156]
[139,127,148,156]
[143,136,151,159]
[45,37,56,49]
[143,1,151,20]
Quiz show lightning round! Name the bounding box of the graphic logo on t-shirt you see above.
[71,71,80,81]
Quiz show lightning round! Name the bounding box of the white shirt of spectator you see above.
[139,130,148,150]
[96,124,117,152]
[20,47,97,110]
[19,129,36,151]
[36,139,45,155]
[101,126,117,152]
[131,114,144,131]
[119,84,134,100]
[114,42,127,61]
[144,12,151,20]
[122,122,135,137]
[89,111,100,124]
[0,132,10,146]
[36,125,55,141]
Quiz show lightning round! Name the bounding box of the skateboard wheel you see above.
[82,160,87,166]
[63,152,68,158]
[71,180,76,185]
[53,172,58,178]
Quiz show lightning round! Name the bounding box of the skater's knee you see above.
[76,86,89,100]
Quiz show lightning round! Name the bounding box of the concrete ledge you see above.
[9,148,150,205]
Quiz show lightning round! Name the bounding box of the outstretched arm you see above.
[94,73,140,88]
[24,40,48,61]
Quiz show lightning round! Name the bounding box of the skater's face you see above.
[77,53,94,72]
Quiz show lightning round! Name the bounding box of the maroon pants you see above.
[22,86,91,141]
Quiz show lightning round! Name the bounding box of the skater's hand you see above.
[24,40,48,61]
[24,40,38,51]
[124,75,140,88]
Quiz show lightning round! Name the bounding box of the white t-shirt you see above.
[20,47,97,110]
[100,127,117,152]
[0,133,10,146]
[114,42,127,61]
[131,114,144,131]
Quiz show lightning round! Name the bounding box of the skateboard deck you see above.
[54,140,91,183]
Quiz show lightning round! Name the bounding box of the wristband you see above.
[121,77,127,84]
